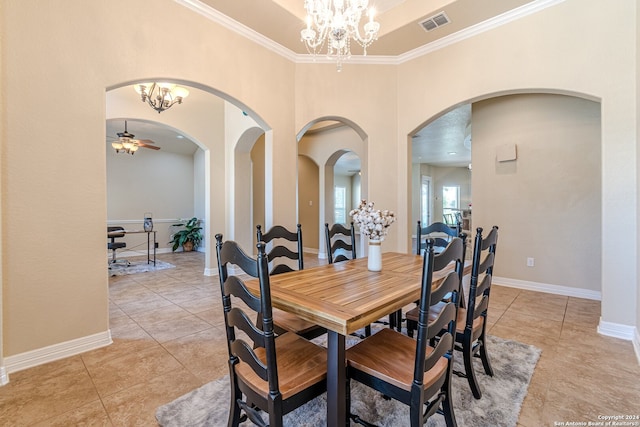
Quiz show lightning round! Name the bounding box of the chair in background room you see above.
[256,224,325,340]
[443,213,456,227]
[453,226,499,399]
[346,238,465,427]
[215,235,327,427]
[107,226,129,267]
[324,222,356,263]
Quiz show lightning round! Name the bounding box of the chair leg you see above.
[227,382,243,426]
[463,338,483,399]
[478,333,494,377]
[406,318,416,338]
[391,309,402,332]
[441,376,458,427]
[346,377,352,425]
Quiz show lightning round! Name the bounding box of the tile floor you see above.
[1,252,639,426]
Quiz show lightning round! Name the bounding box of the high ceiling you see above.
[196,0,535,56]
[109,1,543,167]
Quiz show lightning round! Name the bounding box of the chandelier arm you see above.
[300,0,379,70]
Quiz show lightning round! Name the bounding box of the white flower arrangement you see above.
[349,199,396,242]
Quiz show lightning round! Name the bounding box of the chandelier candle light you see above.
[300,0,380,71]
[350,199,396,271]
[134,82,189,113]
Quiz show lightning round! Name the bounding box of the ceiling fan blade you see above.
[137,141,160,150]
[137,139,155,144]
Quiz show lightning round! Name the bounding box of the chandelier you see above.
[134,82,189,113]
[300,0,380,71]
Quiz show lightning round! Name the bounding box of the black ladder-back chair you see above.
[256,224,303,275]
[416,220,467,310]
[454,225,498,399]
[346,238,465,427]
[324,222,357,263]
[107,226,130,266]
[416,220,462,256]
[406,230,467,337]
[215,235,328,427]
[325,222,379,337]
[256,224,325,340]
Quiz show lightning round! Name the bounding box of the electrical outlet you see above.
[527,257,534,267]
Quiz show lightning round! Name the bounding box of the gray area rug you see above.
[108,260,175,276]
[157,334,540,426]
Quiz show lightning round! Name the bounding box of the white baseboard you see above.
[597,318,636,341]
[494,276,601,300]
[0,366,8,386]
[114,247,173,258]
[204,267,217,276]
[4,330,112,375]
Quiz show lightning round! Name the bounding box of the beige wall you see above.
[1,0,295,360]
[473,93,601,291]
[1,0,638,369]
[252,136,266,245]
[394,1,636,327]
[106,145,197,253]
[295,64,398,248]
[298,156,320,250]
[298,125,367,251]
[637,0,640,344]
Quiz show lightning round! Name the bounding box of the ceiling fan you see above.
[108,121,160,154]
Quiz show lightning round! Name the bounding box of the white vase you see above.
[368,239,382,272]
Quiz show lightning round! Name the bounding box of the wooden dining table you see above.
[244,252,467,426]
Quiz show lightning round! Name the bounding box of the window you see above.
[442,186,459,225]
[421,176,432,225]
[334,186,346,224]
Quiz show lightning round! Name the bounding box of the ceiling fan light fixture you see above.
[110,120,159,155]
[134,82,189,113]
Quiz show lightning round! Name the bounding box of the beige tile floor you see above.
[1,252,639,426]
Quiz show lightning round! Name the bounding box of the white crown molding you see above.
[397,0,566,63]
[494,276,602,301]
[175,0,298,62]
[4,331,112,374]
[177,0,566,66]
[294,54,397,66]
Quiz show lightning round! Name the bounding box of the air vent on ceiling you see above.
[419,11,450,32]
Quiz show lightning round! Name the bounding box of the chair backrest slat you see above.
[257,224,304,274]
[325,222,357,264]
[416,220,462,255]
[230,339,268,381]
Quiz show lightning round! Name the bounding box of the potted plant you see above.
[169,217,203,252]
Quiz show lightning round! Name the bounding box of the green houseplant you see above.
[169,217,203,252]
